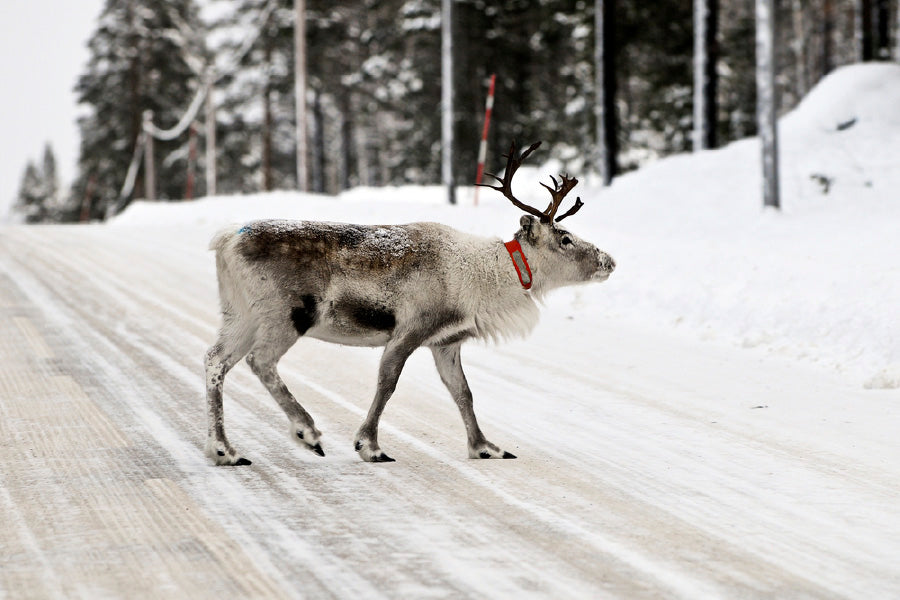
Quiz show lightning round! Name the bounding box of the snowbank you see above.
[111,63,900,388]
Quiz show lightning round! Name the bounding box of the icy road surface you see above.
[1,224,899,599]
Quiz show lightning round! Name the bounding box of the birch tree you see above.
[756,0,780,209]
[441,0,455,204]
[72,0,205,216]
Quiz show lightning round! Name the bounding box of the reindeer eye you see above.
[561,235,573,246]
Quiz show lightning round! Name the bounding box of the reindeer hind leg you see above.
[205,315,257,465]
[246,300,324,457]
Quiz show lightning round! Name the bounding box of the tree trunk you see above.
[185,123,196,200]
[294,0,308,192]
[204,69,216,197]
[143,111,156,201]
[311,88,325,194]
[338,93,354,191]
[857,0,874,61]
[694,0,719,151]
[594,0,617,184]
[874,0,890,58]
[756,0,780,210]
[896,0,900,61]
[262,34,273,192]
[822,0,835,75]
[127,1,144,202]
[441,0,455,204]
[262,86,273,191]
[791,0,808,99]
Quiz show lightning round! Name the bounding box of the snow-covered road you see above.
[2,223,899,599]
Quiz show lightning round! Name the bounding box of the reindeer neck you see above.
[456,239,542,342]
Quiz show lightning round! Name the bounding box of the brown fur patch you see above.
[237,221,439,276]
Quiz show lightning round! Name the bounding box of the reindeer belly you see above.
[305,294,397,348]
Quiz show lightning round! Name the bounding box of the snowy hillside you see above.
[113,63,900,389]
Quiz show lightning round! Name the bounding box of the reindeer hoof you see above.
[354,436,394,462]
[471,444,516,459]
[207,439,249,466]
[211,453,251,466]
[290,423,323,456]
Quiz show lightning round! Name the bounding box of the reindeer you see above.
[204,141,615,465]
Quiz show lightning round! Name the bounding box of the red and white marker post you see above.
[473,73,496,206]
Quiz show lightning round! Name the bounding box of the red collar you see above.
[504,240,533,289]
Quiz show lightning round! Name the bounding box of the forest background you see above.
[10,0,898,223]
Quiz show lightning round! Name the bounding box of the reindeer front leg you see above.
[431,343,516,459]
[354,334,421,462]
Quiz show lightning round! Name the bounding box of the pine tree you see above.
[307,0,441,185]
[196,0,875,199]
[211,0,297,193]
[13,163,46,224]
[210,0,446,193]
[72,0,207,219]
[12,144,60,223]
[40,144,60,209]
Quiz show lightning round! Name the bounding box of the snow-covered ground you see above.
[115,63,900,390]
[2,63,899,598]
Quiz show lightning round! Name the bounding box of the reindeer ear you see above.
[518,215,539,243]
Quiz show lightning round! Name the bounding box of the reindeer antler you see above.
[540,174,583,223]
[479,141,546,220]
[478,140,584,224]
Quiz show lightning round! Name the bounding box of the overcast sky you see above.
[0,0,104,217]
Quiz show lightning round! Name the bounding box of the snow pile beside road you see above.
[590,62,900,389]
[112,64,900,388]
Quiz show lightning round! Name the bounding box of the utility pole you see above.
[294,0,308,191]
[441,0,456,204]
[756,0,780,209]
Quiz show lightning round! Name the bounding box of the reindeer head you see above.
[479,141,616,291]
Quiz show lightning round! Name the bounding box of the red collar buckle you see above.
[505,240,533,289]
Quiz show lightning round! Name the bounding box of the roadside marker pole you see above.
[473,73,496,206]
